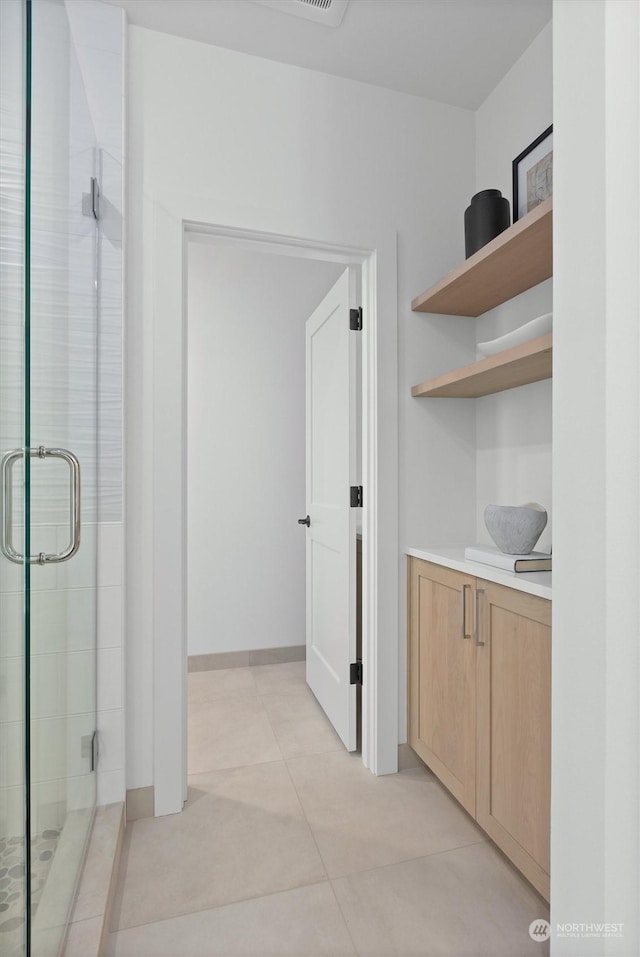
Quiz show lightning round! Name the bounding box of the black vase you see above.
[464,189,511,258]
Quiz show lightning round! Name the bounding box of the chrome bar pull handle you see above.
[1,449,24,564]
[0,446,81,565]
[462,583,471,639]
[46,447,81,563]
[474,587,486,646]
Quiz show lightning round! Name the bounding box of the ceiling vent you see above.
[251,0,349,28]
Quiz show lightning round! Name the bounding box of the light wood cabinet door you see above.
[408,559,477,816]
[475,580,551,901]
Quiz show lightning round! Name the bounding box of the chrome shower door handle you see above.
[1,446,81,565]
[47,447,81,563]
[1,449,24,564]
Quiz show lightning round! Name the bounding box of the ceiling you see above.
[104,0,551,110]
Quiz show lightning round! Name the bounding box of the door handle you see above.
[474,587,486,646]
[461,583,471,639]
[1,446,81,565]
[297,515,310,527]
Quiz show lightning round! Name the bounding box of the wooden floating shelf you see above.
[412,197,553,317]
[411,334,552,398]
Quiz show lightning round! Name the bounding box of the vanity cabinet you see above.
[408,560,477,816]
[475,580,551,899]
[407,557,551,900]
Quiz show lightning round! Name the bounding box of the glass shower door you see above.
[0,2,28,954]
[1,1,99,954]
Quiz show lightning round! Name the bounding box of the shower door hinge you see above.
[350,660,363,686]
[82,731,99,772]
[91,177,100,220]
[349,307,363,331]
[82,177,100,220]
[350,485,363,508]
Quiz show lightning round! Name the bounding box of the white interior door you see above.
[304,268,358,751]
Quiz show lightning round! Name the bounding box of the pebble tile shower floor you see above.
[0,828,60,956]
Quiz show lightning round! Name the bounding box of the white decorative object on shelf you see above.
[484,502,548,554]
[477,312,552,357]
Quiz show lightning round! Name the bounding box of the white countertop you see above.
[406,544,552,600]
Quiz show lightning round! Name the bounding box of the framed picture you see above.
[512,125,553,222]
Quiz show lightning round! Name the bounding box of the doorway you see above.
[146,209,398,816]
[185,238,362,772]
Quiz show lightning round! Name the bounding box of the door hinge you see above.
[350,660,363,685]
[81,731,99,772]
[82,177,100,220]
[350,485,363,508]
[349,307,363,331]
[91,177,100,220]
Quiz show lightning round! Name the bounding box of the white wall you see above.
[474,21,553,550]
[476,22,552,201]
[187,242,344,656]
[126,27,477,787]
[552,1,640,953]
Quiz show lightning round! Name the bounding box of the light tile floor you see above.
[106,662,550,956]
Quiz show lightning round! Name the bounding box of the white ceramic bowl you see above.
[477,312,552,358]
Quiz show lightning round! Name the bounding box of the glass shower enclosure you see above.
[1,0,100,953]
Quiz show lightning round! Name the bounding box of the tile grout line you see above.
[117,809,486,937]
[187,661,330,782]
[281,755,489,882]
[109,666,302,942]
[258,679,345,762]
[324,838,546,957]
[110,878,336,938]
[326,873,362,957]
[186,675,286,776]
[186,756,287,785]
[275,728,377,957]
[250,682,287,765]
[110,678,298,941]
[257,690,285,763]
[114,761,328,939]
[329,835,490,882]
[270,676,492,882]
[116,665,344,936]
[108,667,326,938]
[265,671,337,895]
[250,671,361,957]
[279,756,334,890]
